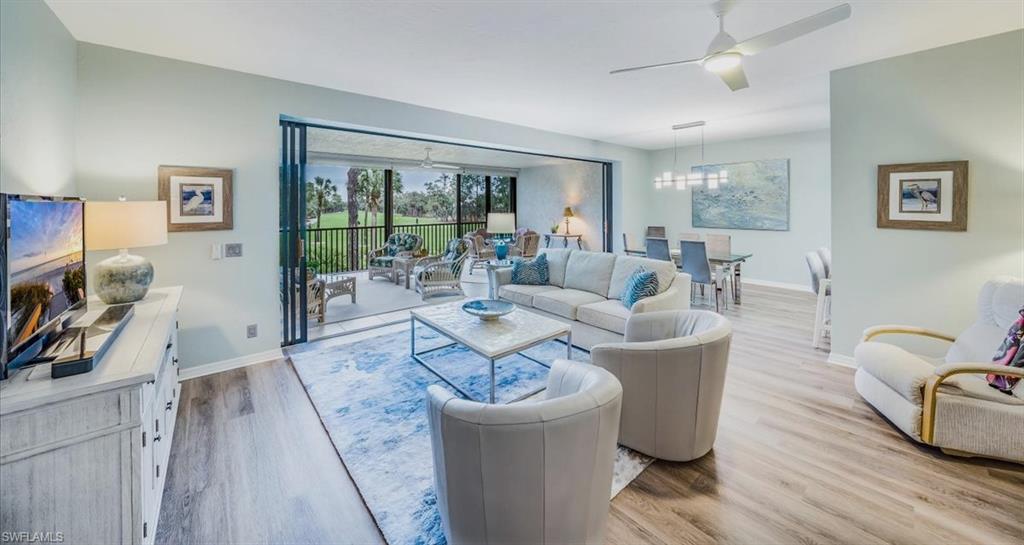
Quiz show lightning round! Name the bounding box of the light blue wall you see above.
[74,43,651,368]
[0,0,77,196]
[644,130,831,288]
[830,29,1024,358]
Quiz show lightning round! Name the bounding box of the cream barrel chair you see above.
[854,277,1024,463]
[427,360,622,545]
[592,310,732,461]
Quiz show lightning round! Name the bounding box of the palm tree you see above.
[357,170,404,227]
[307,176,338,229]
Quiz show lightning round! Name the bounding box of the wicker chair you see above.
[306,270,326,323]
[415,238,469,298]
[367,232,424,282]
[464,234,495,275]
[510,229,540,258]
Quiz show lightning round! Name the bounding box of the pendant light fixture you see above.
[654,121,728,190]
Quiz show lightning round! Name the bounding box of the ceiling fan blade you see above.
[610,57,703,75]
[733,3,851,56]
[431,164,462,170]
[718,64,749,91]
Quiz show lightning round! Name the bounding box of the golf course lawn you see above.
[309,211,447,228]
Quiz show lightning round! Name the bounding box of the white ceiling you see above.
[307,128,577,170]
[48,0,1023,150]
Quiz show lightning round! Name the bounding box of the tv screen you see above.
[5,196,86,354]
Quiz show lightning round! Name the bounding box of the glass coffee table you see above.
[410,300,572,403]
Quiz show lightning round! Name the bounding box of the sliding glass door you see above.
[280,121,307,346]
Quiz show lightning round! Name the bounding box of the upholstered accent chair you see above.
[854,277,1024,463]
[592,310,732,461]
[464,234,495,274]
[367,233,423,281]
[415,238,469,298]
[427,360,623,545]
[509,228,540,258]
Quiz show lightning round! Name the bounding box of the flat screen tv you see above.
[1,194,87,378]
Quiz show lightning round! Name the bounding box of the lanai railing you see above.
[305,221,486,274]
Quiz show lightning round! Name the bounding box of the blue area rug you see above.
[288,325,652,545]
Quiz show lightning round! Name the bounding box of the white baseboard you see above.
[742,277,813,293]
[178,348,284,381]
[827,352,857,369]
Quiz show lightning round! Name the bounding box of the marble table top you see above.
[411,300,570,359]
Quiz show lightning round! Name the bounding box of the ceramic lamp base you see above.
[494,240,509,261]
[95,252,154,304]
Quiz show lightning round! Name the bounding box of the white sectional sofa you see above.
[491,248,691,335]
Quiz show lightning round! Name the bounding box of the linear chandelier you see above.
[654,121,728,190]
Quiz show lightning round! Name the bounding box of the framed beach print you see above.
[158,166,234,231]
[877,161,967,231]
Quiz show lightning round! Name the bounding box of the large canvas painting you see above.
[691,158,790,231]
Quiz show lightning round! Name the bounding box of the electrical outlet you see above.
[246,324,258,338]
[225,243,243,257]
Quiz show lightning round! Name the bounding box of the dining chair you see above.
[678,232,701,241]
[805,251,831,349]
[680,240,726,312]
[622,233,646,256]
[646,226,667,239]
[816,247,832,279]
[645,237,672,261]
[705,234,735,300]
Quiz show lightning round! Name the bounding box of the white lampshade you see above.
[486,212,516,234]
[85,201,168,251]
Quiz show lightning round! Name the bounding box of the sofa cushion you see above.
[538,248,573,287]
[532,288,606,320]
[577,300,632,335]
[563,251,617,296]
[608,256,679,298]
[498,284,558,307]
[511,253,549,285]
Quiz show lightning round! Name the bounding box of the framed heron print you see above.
[877,161,967,231]
[158,166,234,232]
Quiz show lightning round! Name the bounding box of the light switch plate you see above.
[246,324,257,338]
[225,243,243,257]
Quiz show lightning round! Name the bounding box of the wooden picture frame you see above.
[158,166,234,232]
[877,161,967,231]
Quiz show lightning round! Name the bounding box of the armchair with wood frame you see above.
[853,277,1023,463]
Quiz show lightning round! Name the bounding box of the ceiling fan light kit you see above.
[702,52,742,73]
[610,2,851,91]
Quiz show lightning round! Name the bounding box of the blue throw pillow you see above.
[512,254,549,285]
[620,266,659,309]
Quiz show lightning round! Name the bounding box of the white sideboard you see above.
[0,286,183,545]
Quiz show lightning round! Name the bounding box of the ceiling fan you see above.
[610,1,852,91]
[420,147,462,170]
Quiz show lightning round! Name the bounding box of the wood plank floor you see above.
[157,285,1023,545]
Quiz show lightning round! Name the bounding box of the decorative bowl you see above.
[462,299,515,321]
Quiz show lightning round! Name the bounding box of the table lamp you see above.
[486,212,516,260]
[562,206,574,234]
[85,198,168,304]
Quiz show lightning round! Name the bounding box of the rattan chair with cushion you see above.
[367,232,423,282]
[464,234,495,274]
[415,238,469,298]
[854,277,1024,463]
[509,229,540,258]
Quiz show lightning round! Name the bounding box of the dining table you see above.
[668,249,754,304]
